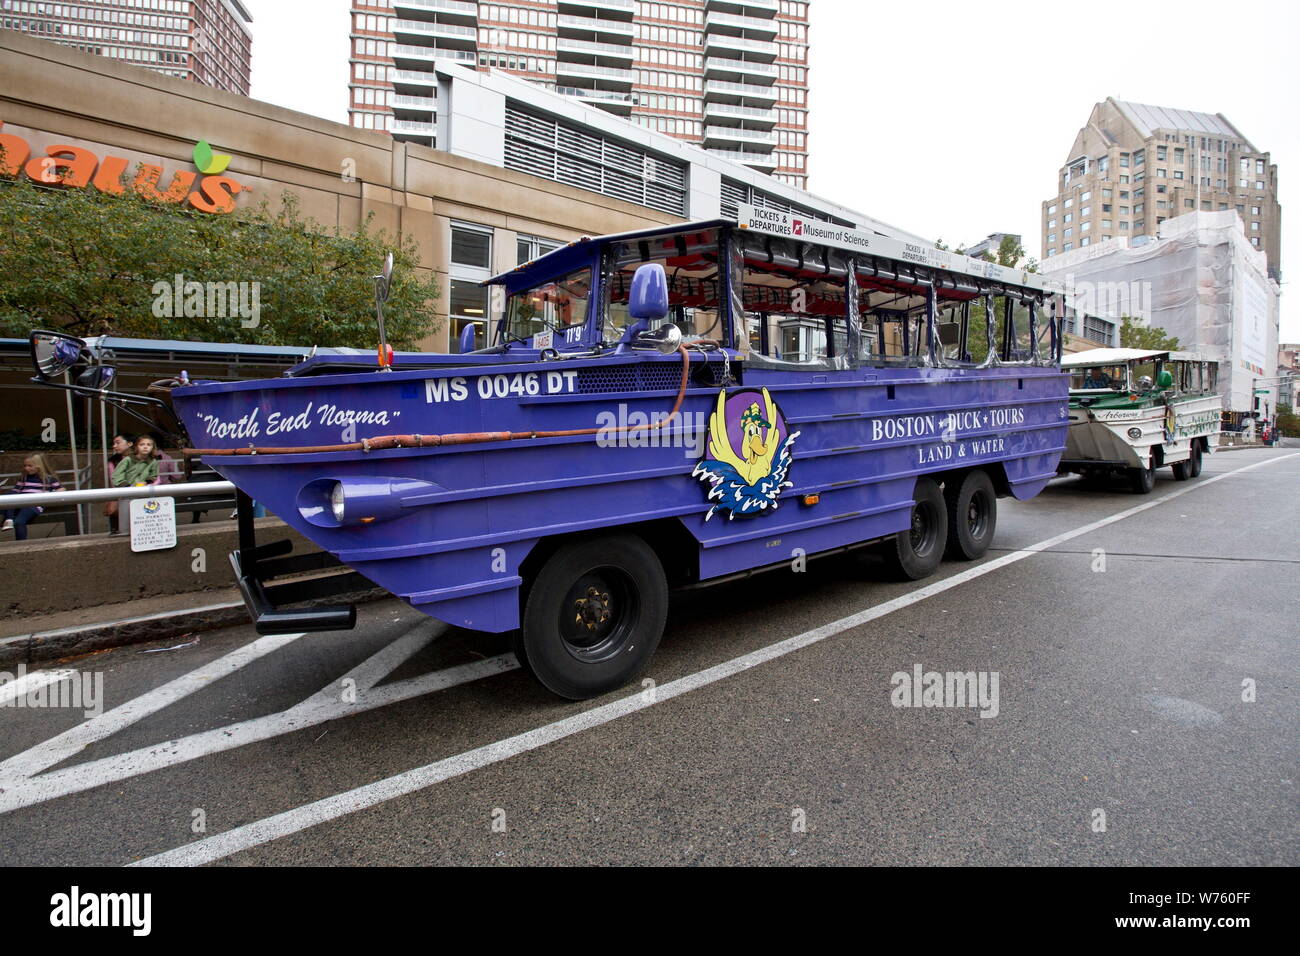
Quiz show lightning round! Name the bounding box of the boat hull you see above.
[173,353,1068,633]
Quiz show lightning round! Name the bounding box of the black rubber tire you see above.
[1171,456,1191,481]
[1189,441,1204,477]
[1128,463,1156,494]
[520,534,667,700]
[944,470,997,561]
[881,478,948,580]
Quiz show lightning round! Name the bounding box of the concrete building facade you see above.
[1042,210,1282,414]
[1042,98,1281,283]
[347,0,811,189]
[1,0,253,95]
[0,29,904,360]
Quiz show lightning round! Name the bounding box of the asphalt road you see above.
[1,447,1296,866]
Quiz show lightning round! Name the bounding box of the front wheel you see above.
[881,477,948,580]
[945,469,997,561]
[520,534,668,700]
[1128,463,1156,494]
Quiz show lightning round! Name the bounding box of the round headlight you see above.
[1127,427,1142,440]
[330,482,346,522]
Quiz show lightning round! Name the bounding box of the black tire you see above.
[1171,456,1191,481]
[1127,463,1156,494]
[520,534,668,700]
[944,470,997,561]
[1189,441,1204,477]
[881,478,948,580]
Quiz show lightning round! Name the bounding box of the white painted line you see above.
[132,451,1300,866]
[0,633,308,783]
[0,669,77,706]
[0,634,517,814]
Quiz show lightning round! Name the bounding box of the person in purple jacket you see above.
[1,453,64,541]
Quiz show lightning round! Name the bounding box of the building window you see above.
[1064,198,1073,208]
[517,234,564,265]
[1252,222,1260,231]
[1102,188,1113,199]
[450,222,495,352]
[1156,169,1166,177]
[1047,204,1057,214]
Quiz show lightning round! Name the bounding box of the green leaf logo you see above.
[193,139,232,175]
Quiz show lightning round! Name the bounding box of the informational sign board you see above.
[735,203,1050,292]
[129,496,177,553]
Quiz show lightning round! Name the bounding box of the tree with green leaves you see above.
[1119,316,1180,351]
[0,173,439,348]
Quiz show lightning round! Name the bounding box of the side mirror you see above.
[76,366,115,391]
[635,323,683,354]
[628,263,669,322]
[30,330,89,381]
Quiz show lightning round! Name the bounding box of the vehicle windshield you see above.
[505,268,592,343]
[1070,364,1129,390]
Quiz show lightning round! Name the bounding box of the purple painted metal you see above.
[168,219,1068,635]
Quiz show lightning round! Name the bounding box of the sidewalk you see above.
[0,583,386,669]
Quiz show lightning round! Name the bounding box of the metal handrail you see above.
[4,481,235,509]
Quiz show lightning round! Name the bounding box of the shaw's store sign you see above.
[0,122,249,214]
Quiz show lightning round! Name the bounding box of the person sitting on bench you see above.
[1,453,64,541]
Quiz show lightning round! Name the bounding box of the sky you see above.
[244,0,1300,340]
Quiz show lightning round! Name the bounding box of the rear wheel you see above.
[944,470,997,561]
[1128,463,1156,494]
[881,478,948,580]
[520,534,667,700]
[1189,441,1204,477]
[1171,455,1191,481]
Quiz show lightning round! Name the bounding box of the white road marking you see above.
[0,623,517,814]
[132,451,1300,866]
[0,633,307,783]
[0,669,77,706]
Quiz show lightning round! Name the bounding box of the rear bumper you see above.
[232,490,362,634]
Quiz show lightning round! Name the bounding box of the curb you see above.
[0,589,387,670]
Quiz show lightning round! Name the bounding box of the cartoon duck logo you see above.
[692,387,799,520]
[1163,402,1177,442]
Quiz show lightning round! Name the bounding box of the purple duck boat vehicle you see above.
[30,206,1068,699]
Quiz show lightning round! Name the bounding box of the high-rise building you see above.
[348,0,811,189]
[1042,98,1281,281]
[0,0,253,96]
